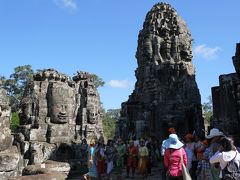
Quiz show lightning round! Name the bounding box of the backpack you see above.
[222,152,240,180]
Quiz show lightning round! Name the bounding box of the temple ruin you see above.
[118,2,204,141]
[0,87,22,178]
[212,43,240,138]
[10,69,103,179]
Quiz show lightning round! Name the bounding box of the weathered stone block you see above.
[22,160,70,176]
[0,116,10,129]
[18,125,31,141]
[0,146,20,172]
[0,171,18,180]
[9,172,67,180]
[42,143,56,161]
[45,160,71,174]
[47,124,69,137]
[0,128,13,151]
[30,142,45,164]
[47,124,75,143]
[29,123,48,142]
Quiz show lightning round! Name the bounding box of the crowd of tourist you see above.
[82,135,160,180]
[81,127,240,180]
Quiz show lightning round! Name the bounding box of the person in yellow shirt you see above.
[138,139,149,178]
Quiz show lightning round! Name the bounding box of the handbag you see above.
[180,148,192,180]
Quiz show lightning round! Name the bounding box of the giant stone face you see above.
[48,82,75,124]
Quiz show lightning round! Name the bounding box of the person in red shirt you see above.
[126,140,138,178]
[164,134,188,180]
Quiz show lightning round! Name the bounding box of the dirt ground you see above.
[69,163,165,180]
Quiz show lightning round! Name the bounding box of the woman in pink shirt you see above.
[164,134,188,180]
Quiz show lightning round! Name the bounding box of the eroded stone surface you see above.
[0,88,22,177]
[212,43,240,137]
[13,69,103,178]
[119,2,204,140]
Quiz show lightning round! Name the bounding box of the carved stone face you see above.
[20,100,37,125]
[48,83,75,124]
[87,106,98,124]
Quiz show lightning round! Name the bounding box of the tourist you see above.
[184,133,196,178]
[210,136,240,179]
[206,128,224,180]
[164,134,187,180]
[161,127,177,156]
[196,139,213,180]
[115,138,126,178]
[105,139,117,180]
[146,136,154,175]
[96,136,105,180]
[84,138,97,180]
[194,134,205,168]
[80,138,89,174]
[138,139,149,178]
[161,127,177,180]
[126,139,138,178]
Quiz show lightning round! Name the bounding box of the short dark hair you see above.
[219,137,236,152]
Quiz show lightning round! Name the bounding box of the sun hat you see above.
[206,128,224,139]
[164,134,184,149]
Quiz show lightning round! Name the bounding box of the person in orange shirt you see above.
[126,140,138,178]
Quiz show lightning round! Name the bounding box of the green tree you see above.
[202,96,213,123]
[102,109,119,139]
[2,65,34,111]
[92,74,105,88]
[11,112,20,132]
[106,109,121,120]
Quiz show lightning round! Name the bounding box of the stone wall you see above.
[212,43,240,136]
[0,86,23,179]
[119,3,204,141]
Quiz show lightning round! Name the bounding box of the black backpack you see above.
[222,152,240,180]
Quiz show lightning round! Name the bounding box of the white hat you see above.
[164,134,184,149]
[206,128,224,139]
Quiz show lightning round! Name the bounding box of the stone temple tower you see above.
[119,3,204,140]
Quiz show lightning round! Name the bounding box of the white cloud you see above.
[108,80,132,89]
[54,0,77,10]
[193,44,221,59]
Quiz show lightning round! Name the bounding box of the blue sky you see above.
[0,0,240,109]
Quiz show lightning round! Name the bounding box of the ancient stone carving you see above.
[47,83,76,124]
[73,71,103,140]
[13,69,103,178]
[212,43,240,137]
[136,3,193,65]
[119,3,204,141]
